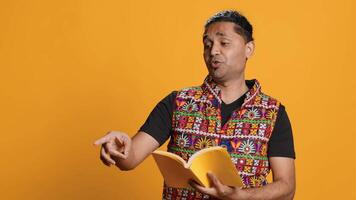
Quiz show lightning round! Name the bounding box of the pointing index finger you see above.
[94,136,111,146]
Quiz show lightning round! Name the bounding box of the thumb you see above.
[208,172,221,187]
[115,136,131,157]
[208,172,229,196]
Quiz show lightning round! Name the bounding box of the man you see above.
[94,10,296,200]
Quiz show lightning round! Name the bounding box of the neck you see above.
[214,75,249,104]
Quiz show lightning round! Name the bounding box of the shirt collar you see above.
[201,75,261,107]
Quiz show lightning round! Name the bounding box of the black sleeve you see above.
[267,104,296,159]
[138,91,177,146]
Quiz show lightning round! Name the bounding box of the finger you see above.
[100,146,111,166]
[207,172,231,197]
[189,180,216,197]
[100,144,116,165]
[94,136,112,146]
[107,141,127,159]
[100,156,111,166]
[208,172,223,187]
[189,180,205,191]
[101,145,115,165]
[115,136,131,157]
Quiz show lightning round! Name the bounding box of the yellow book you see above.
[152,146,243,188]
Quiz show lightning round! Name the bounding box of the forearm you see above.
[114,131,159,171]
[238,179,295,200]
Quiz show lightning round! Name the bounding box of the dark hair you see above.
[204,10,254,43]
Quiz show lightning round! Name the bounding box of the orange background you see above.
[1,0,355,199]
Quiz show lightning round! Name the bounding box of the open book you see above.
[152,146,243,188]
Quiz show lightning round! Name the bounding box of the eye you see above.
[204,42,212,49]
[221,41,229,46]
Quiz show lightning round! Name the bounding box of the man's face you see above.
[203,21,254,82]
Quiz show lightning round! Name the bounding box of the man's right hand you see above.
[94,131,132,166]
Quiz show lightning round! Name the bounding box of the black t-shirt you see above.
[140,91,295,159]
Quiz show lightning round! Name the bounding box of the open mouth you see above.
[211,60,222,68]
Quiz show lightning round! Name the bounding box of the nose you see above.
[210,43,220,56]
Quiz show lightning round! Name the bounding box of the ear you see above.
[245,41,255,58]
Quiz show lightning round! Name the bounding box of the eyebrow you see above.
[216,32,226,36]
[203,31,228,41]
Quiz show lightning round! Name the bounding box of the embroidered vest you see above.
[162,76,281,200]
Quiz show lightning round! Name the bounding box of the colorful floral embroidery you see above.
[175,134,190,148]
[194,137,213,150]
[164,76,281,199]
[238,139,256,154]
[245,108,260,119]
[204,104,216,116]
[182,100,198,112]
[266,109,277,120]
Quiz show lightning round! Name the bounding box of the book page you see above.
[152,151,203,188]
[189,147,243,187]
